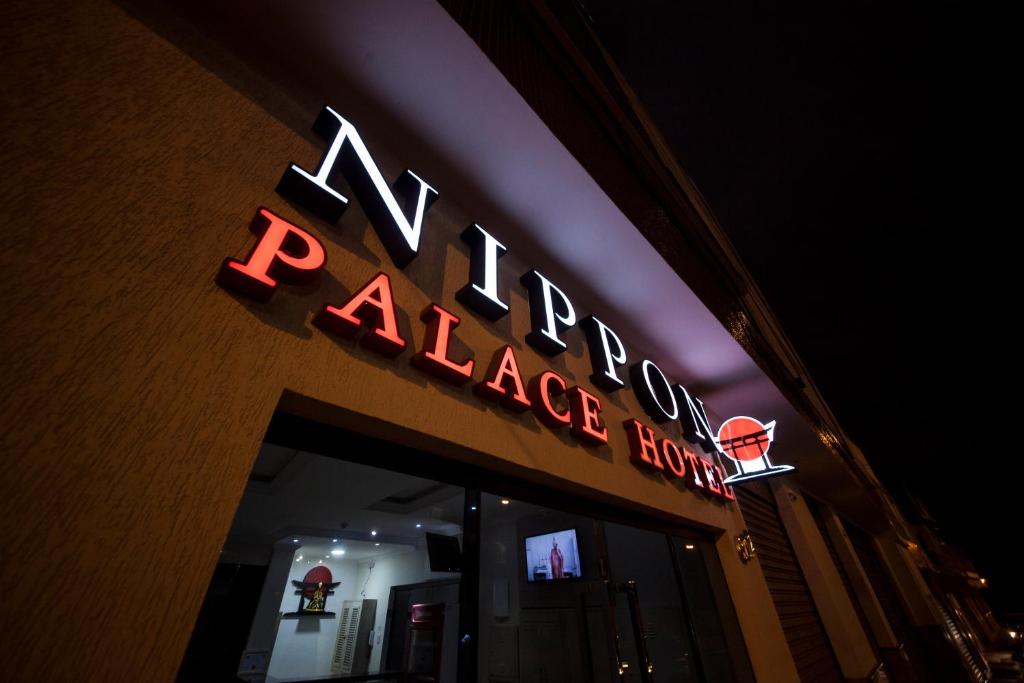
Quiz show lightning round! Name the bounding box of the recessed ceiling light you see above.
[500,499,510,505]
[331,549,345,556]
[332,538,338,543]
[292,538,299,543]
[374,543,380,547]
[684,544,695,551]
[471,506,477,511]
[416,523,422,528]
[371,530,378,536]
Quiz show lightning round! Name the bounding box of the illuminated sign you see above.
[456,224,509,321]
[276,106,438,268]
[219,105,794,498]
[716,416,793,483]
[623,418,735,501]
[520,270,576,357]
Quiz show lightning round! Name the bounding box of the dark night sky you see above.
[582,1,1018,617]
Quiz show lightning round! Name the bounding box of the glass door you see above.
[603,522,700,682]
[476,493,751,683]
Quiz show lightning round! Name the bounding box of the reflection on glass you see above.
[178,444,463,683]
[475,493,748,683]
[604,521,698,682]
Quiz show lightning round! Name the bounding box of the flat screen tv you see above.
[425,532,462,572]
[523,528,581,582]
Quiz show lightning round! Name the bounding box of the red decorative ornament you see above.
[301,566,334,598]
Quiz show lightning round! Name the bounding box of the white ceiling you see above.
[290,538,417,564]
[229,447,464,546]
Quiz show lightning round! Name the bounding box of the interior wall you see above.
[478,518,523,682]
[267,553,359,680]
[354,547,431,673]
[251,543,459,678]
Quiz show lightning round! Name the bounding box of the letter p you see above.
[217,208,326,302]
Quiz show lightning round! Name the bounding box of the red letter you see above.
[474,345,531,412]
[660,440,686,479]
[314,272,406,357]
[528,371,572,428]
[411,304,474,385]
[701,459,723,496]
[714,463,736,501]
[623,418,663,471]
[218,207,325,301]
[681,448,705,490]
[567,386,608,445]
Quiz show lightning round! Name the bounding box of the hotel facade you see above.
[0,1,996,682]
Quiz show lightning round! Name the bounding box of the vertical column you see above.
[874,531,943,627]
[771,481,878,679]
[241,541,298,677]
[457,489,481,683]
[820,509,899,648]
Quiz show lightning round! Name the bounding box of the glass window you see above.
[179,424,752,683]
[475,493,751,683]
[179,444,464,682]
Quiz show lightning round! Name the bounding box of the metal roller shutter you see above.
[934,598,987,683]
[736,482,844,683]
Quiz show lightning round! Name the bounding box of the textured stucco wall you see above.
[0,1,798,680]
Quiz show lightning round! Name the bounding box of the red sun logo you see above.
[301,566,333,597]
[716,416,775,462]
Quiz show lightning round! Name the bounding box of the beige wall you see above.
[0,1,798,680]
[822,509,900,649]
[875,532,943,628]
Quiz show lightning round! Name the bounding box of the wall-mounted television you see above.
[523,528,581,582]
[425,532,462,572]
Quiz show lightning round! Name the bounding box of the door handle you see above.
[604,580,629,681]
[617,580,655,683]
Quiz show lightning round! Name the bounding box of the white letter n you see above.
[277,106,439,269]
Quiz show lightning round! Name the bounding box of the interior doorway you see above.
[178,444,465,683]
